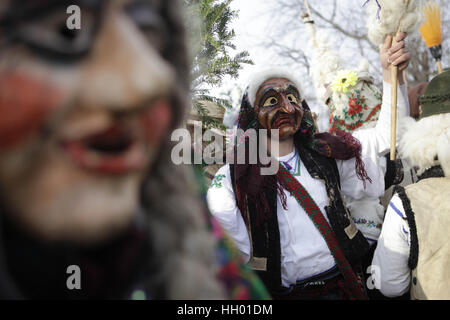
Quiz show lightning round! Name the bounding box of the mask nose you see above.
[78,8,175,112]
[280,95,295,114]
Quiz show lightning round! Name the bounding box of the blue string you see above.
[282,152,299,174]
[293,153,299,175]
[283,162,292,171]
[363,0,382,21]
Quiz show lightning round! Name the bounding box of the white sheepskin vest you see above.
[405,178,450,300]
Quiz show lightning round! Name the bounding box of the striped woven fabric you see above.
[277,164,367,300]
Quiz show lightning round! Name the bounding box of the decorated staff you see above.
[366,0,424,160]
[301,1,342,105]
[301,6,401,246]
[420,1,444,74]
[303,0,318,48]
[304,0,313,21]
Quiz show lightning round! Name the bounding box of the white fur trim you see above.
[309,29,342,103]
[222,107,239,129]
[307,29,374,104]
[437,129,450,177]
[357,58,375,83]
[399,113,450,176]
[358,58,370,73]
[366,0,424,45]
[247,69,305,107]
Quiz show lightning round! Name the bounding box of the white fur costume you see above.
[366,0,424,46]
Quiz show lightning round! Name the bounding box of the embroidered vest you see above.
[396,177,450,300]
[230,145,369,293]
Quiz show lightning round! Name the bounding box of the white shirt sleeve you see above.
[206,164,251,263]
[337,155,385,200]
[338,81,409,200]
[371,193,411,297]
[353,81,410,159]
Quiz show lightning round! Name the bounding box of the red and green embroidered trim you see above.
[277,164,367,300]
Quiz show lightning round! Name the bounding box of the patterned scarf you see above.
[327,78,382,134]
[277,164,367,300]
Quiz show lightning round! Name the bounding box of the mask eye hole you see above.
[126,1,168,53]
[263,97,278,107]
[7,5,100,63]
[286,94,298,103]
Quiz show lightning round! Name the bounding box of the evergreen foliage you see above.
[184,0,253,130]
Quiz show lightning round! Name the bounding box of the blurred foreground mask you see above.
[0,0,179,244]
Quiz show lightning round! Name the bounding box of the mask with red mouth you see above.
[0,0,230,300]
[0,0,189,244]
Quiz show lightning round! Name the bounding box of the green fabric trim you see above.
[419,71,450,119]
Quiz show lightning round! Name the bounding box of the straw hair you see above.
[419,1,442,48]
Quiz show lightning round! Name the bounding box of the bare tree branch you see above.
[257,0,449,88]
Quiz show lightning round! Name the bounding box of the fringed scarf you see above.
[232,91,372,226]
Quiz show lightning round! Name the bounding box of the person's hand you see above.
[380,32,411,83]
[380,32,411,71]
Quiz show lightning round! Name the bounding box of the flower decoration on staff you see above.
[331,70,358,94]
[419,1,444,74]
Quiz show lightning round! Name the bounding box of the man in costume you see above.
[371,71,450,300]
[207,36,411,299]
[0,0,269,299]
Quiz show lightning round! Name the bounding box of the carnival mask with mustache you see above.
[254,78,304,140]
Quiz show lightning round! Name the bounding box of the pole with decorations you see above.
[365,0,424,160]
[303,0,318,48]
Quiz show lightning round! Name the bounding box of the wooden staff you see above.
[437,60,443,74]
[303,0,318,48]
[304,0,313,17]
[390,0,411,161]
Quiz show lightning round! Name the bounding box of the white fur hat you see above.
[399,114,450,177]
[399,70,450,177]
[246,68,305,107]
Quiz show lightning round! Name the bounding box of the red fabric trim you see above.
[277,165,367,300]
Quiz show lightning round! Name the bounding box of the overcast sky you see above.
[224,1,364,92]
[219,1,303,96]
[215,0,331,127]
[228,1,277,86]
[214,0,449,131]
[213,1,297,104]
